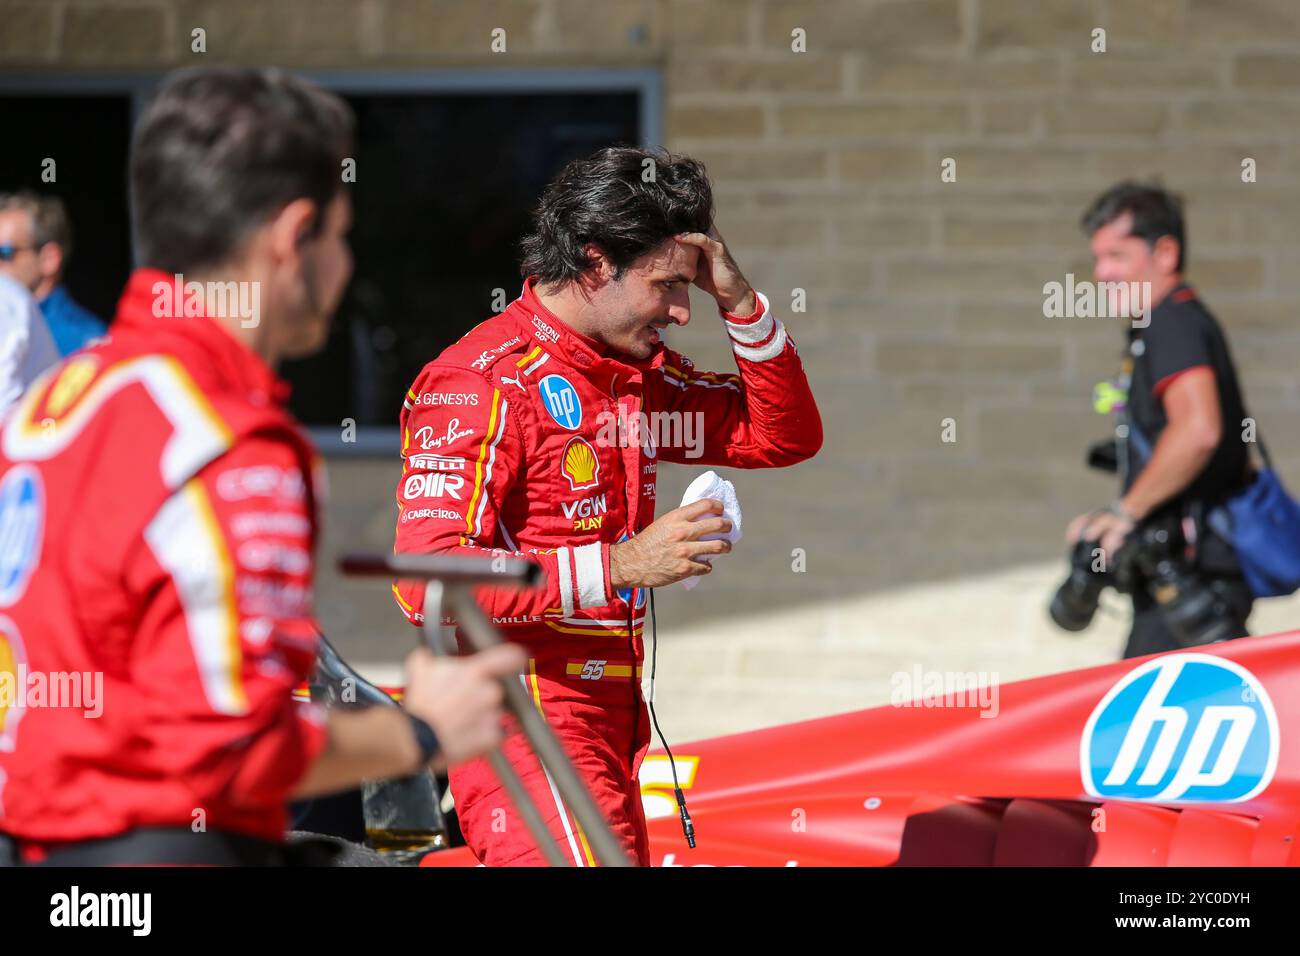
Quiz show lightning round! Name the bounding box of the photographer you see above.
[1064,182,1255,659]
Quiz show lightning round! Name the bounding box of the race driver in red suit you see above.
[392,147,823,866]
[0,68,519,866]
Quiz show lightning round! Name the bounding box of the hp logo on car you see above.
[1081,654,1278,803]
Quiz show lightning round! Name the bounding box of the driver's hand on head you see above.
[609,498,734,590]
[673,228,756,316]
[401,644,526,768]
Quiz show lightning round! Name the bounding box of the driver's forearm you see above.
[1121,420,1219,519]
[609,540,635,590]
[291,708,429,800]
[723,287,757,317]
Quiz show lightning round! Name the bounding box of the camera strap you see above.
[1125,415,1207,562]
[1119,409,1150,488]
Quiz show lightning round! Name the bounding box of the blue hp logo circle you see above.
[1081,654,1278,803]
[0,466,45,607]
[539,375,582,430]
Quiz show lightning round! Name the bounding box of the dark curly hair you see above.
[1081,180,1186,272]
[520,146,714,285]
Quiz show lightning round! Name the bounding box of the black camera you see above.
[1049,518,1242,647]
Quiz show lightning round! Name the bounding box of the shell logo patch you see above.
[561,436,600,491]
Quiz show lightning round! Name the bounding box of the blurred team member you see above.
[392,147,823,865]
[0,272,59,410]
[0,67,521,867]
[0,192,106,355]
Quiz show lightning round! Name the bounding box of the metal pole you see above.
[420,581,569,868]
[447,589,632,867]
[339,552,633,867]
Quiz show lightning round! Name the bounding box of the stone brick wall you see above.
[4,1,1300,715]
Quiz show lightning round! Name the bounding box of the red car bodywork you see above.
[423,631,1300,866]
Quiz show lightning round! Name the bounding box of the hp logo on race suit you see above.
[0,466,44,607]
[539,375,582,430]
[1081,654,1279,803]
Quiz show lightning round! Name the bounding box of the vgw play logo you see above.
[1081,655,1279,803]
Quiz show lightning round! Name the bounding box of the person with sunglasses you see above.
[0,192,106,356]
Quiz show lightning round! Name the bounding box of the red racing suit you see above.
[0,268,327,853]
[392,277,821,865]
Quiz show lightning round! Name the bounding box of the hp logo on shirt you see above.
[1081,654,1278,803]
[539,375,582,430]
[0,466,44,607]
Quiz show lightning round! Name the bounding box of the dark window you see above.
[0,80,643,444]
[280,92,640,430]
[0,95,133,323]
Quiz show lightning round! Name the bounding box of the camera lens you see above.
[1049,540,1109,632]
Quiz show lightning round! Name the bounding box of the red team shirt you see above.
[0,269,327,849]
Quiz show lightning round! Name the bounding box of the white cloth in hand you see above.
[677,470,742,590]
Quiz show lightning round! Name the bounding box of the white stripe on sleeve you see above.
[143,481,247,715]
[572,542,608,609]
[555,546,575,617]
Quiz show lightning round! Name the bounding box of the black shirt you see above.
[1124,284,1249,506]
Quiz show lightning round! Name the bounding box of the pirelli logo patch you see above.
[566,659,643,682]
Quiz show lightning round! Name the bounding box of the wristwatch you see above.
[1109,499,1139,523]
[404,711,441,766]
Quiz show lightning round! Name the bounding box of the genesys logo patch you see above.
[413,392,479,407]
[0,466,44,607]
[1081,654,1279,803]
